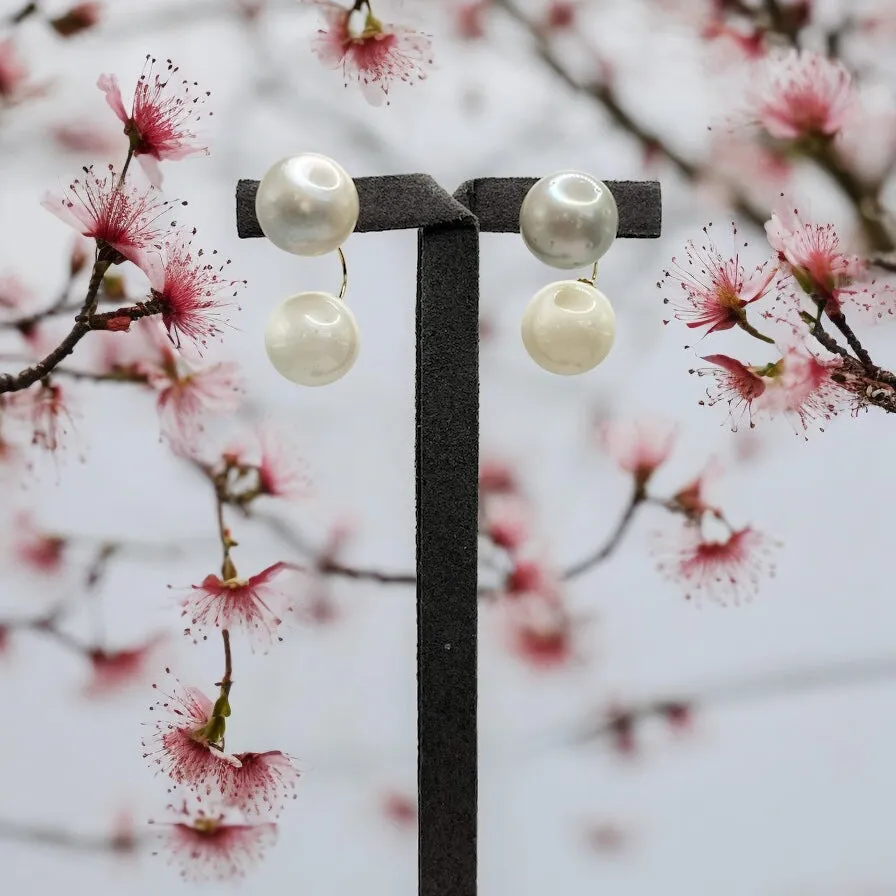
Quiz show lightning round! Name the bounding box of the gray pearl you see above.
[519,171,619,270]
[255,153,359,257]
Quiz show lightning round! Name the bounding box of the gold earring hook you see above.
[577,261,599,287]
[337,247,348,300]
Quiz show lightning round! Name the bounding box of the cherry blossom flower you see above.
[84,635,168,698]
[150,358,244,451]
[145,232,241,352]
[142,670,239,788]
[759,345,847,434]
[303,0,434,105]
[501,591,582,670]
[98,56,209,188]
[181,562,295,649]
[479,458,520,495]
[290,520,354,624]
[692,354,767,430]
[254,424,311,500]
[670,457,724,519]
[481,493,530,553]
[42,165,172,272]
[0,274,32,316]
[382,791,417,828]
[12,512,66,575]
[659,224,776,336]
[217,751,301,817]
[456,1,488,39]
[50,2,102,38]
[764,208,882,315]
[747,49,855,141]
[704,136,792,208]
[151,804,277,882]
[7,381,76,453]
[653,523,777,605]
[542,1,577,32]
[505,558,549,596]
[600,419,677,487]
[0,39,28,102]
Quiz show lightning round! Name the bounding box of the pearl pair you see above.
[519,171,618,375]
[254,157,619,385]
[255,153,361,386]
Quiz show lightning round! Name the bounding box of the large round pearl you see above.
[519,171,619,270]
[521,280,615,375]
[265,291,360,386]
[255,153,359,256]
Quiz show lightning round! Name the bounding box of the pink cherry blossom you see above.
[502,591,582,670]
[142,670,236,788]
[481,493,530,553]
[543,1,577,31]
[12,512,66,575]
[303,0,434,105]
[0,274,33,316]
[255,424,311,500]
[98,56,209,188]
[84,635,168,698]
[479,458,520,495]
[181,562,295,649]
[382,791,417,828]
[145,232,241,352]
[0,39,28,101]
[759,346,847,434]
[692,354,767,430]
[765,209,866,311]
[747,49,855,140]
[151,804,277,882]
[600,419,677,486]
[42,165,172,273]
[456,1,488,39]
[671,457,724,519]
[151,359,244,451]
[7,381,76,453]
[216,751,301,817]
[659,224,776,335]
[653,524,777,605]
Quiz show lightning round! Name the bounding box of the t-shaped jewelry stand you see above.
[236,174,662,895]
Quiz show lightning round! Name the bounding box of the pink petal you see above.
[97,72,129,124]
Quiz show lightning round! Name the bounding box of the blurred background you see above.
[1,0,895,893]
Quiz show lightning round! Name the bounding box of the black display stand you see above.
[236,175,662,895]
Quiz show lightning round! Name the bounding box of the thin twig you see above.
[563,487,645,581]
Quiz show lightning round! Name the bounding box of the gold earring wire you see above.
[337,247,348,299]
[577,261,599,287]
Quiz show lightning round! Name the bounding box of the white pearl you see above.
[521,280,615,375]
[255,153,359,256]
[265,291,360,386]
[519,171,619,270]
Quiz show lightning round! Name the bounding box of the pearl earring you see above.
[518,171,619,376]
[255,152,361,386]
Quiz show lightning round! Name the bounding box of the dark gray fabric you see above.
[236,174,661,896]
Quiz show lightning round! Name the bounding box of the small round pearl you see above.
[521,280,615,375]
[265,291,360,386]
[255,153,359,256]
[519,171,619,270]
